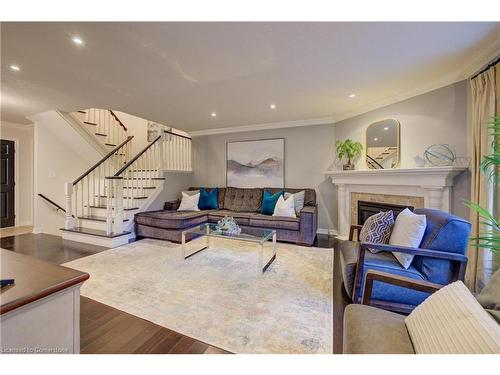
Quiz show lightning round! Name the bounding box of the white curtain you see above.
[467,66,497,292]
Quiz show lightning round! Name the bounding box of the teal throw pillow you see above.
[198,188,218,210]
[261,190,283,215]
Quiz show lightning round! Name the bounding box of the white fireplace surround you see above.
[324,166,467,239]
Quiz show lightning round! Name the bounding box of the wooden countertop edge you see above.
[0,272,90,315]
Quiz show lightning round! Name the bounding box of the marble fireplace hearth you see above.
[325,167,467,239]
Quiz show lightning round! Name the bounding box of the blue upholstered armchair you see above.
[339,208,471,313]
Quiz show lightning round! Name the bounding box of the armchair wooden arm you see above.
[349,224,363,241]
[351,242,467,303]
[361,270,444,305]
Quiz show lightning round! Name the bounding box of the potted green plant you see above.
[465,116,500,272]
[335,139,363,170]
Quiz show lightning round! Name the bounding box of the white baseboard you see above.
[61,230,133,248]
[316,228,338,236]
[32,227,42,234]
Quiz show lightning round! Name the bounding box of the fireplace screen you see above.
[357,201,414,225]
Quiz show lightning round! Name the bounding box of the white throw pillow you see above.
[177,192,200,211]
[388,208,426,269]
[405,281,500,354]
[182,189,199,196]
[273,194,296,218]
[284,190,305,215]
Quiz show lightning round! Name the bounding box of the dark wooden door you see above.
[1,140,15,227]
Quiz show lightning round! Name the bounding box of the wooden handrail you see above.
[367,155,384,169]
[73,136,134,185]
[38,193,73,216]
[114,135,162,176]
[109,110,128,131]
[164,129,192,140]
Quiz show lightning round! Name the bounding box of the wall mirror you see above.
[366,119,400,169]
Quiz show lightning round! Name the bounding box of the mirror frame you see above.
[365,118,401,169]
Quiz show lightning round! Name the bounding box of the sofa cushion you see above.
[224,187,263,212]
[249,213,300,231]
[135,210,208,230]
[412,208,471,284]
[343,304,414,354]
[339,240,429,306]
[208,210,255,226]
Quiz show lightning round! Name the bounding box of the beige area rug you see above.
[64,237,334,354]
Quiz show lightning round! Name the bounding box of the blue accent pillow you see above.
[198,188,218,210]
[261,190,283,215]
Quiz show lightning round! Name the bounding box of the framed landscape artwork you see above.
[226,138,285,188]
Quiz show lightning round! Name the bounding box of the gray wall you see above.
[191,124,337,232]
[189,80,471,233]
[334,80,470,220]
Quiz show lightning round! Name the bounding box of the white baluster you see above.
[64,182,75,229]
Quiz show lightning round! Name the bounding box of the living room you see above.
[1,1,499,373]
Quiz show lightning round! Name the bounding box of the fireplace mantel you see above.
[324,166,468,239]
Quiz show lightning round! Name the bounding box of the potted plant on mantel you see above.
[336,139,363,170]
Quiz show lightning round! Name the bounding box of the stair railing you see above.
[107,130,192,228]
[64,136,134,231]
[83,108,128,147]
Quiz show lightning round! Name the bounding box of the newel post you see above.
[159,131,166,171]
[64,182,75,229]
[113,177,124,235]
[105,177,113,235]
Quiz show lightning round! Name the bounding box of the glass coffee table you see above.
[181,223,277,274]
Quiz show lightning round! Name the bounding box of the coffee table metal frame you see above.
[181,223,277,273]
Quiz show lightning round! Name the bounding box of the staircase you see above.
[60,109,192,247]
[367,147,398,169]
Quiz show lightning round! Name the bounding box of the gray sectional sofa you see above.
[135,187,318,246]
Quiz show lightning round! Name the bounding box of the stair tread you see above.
[87,205,139,210]
[83,121,97,126]
[61,227,131,238]
[124,177,165,180]
[105,143,117,146]
[95,133,107,136]
[123,186,155,189]
[78,215,129,222]
[97,195,147,199]
[77,110,87,114]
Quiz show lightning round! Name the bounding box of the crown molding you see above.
[189,116,335,137]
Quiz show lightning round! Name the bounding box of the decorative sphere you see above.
[423,144,456,166]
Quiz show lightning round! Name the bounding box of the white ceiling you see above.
[1,22,499,133]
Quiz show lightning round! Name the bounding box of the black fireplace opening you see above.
[357,200,414,225]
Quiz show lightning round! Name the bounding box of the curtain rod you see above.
[470,55,500,80]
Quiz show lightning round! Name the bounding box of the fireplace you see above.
[357,200,414,225]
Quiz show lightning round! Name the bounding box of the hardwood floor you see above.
[0,225,33,238]
[1,233,349,354]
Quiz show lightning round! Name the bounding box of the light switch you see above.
[48,171,56,178]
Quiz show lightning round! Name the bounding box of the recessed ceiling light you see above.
[10,65,20,71]
[374,137,378,141]
[211,112,217,118]
[270,104,276,109]
[348,94,356,98]
[72,37,84,45]
[383,127,389,130]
